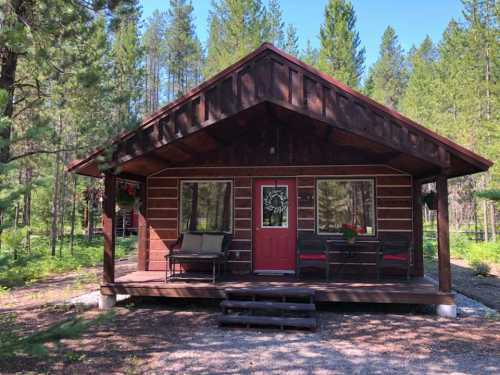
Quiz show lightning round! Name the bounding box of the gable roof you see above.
[67,43,492,178]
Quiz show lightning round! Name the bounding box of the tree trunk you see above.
[50,153,61,256]
[23,167,32,253]
[482,199,489,242]
[13,202,19,260]
[189,184,199,231]
[70,174,78,255]
[50,115,63,255]
[490,203,497,242]
[59,168,68,257]
[474,197,479,242]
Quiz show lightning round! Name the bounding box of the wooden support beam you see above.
[103,173,116,284]
[436,174,451,292]
[137,181,148,271]
[117,172,146,183]
[413,179,424,277]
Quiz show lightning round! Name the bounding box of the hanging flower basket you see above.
[116,182,140,211]
[341,224,365,244]
[423,191,437,210]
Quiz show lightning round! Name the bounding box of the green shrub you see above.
[0,235,136,288]
[464,241,500,264]
[449,233,471,259]
[470,260,491,277]
[423,238,437,259]
[2,227,28,253]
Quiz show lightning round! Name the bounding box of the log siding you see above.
[142,165,415,275]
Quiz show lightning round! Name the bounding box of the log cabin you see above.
[67,43,492,318]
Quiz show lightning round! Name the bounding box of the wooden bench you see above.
[166,232,232,283]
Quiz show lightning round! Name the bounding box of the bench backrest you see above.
[180,232,233,254]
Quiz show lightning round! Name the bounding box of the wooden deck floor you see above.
[102,271,454,305]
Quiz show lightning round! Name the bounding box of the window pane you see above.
[181,181,232,232]
[262,186,288,227]
[317,179,374,235]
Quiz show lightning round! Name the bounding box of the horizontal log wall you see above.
[143,165,415,275]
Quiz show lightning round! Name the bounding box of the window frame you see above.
[260,184,289,229]
[179,179,233,234]
[315,177,376,236]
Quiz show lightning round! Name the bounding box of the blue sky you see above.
[140,0,464,69]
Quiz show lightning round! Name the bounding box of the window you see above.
[316,179,375,235]
[261,185,288,228]
[181,180,232,233]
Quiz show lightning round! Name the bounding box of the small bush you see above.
[423,238,437,259]
[0,235,137,288]
[470,260,491,277]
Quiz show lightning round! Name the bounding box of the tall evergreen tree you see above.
[283,24,300,57]
[143,10,168,113]
[165,0,203,100]
[266,0,285,47]
[301,40,320,68]
[205,0,270,77]
[368,26,407,109]
[318,0,365,88]
[400,36,437,124]
[110,0,144,131]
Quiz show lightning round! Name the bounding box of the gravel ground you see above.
[154,317,500,375]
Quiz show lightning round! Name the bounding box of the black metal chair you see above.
[376,240,412,281]
[296,235,329,280]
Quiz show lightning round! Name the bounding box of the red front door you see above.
[253,179,296,273]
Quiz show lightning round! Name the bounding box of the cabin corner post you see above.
[103,172,116,284]
[436,174,451,293]
[137,180,148,271]
[413,179,424,277]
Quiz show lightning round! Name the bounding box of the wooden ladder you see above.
[218,287,317,330]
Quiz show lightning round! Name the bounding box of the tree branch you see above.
[8,146,88,163]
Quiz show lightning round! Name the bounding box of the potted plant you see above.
[341,224,365,244]
[116,182,140,210]
[422,191,437,210]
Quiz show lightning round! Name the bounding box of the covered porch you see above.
[102,271,454,305]
[66,44,492,316]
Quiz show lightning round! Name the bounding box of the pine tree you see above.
[400,36,437,124]
[266,0,285,47]
[368,26,407,109]
[110,0,144,131]
[143,10,168,113]
[283,24,300,57]
[165,0,203,100]
[205,0,270,77]
[301,40,320,68]
[318,0,365,88]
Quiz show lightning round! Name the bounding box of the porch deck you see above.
[101,271,454,305]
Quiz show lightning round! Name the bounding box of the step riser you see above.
[220,287,317,330]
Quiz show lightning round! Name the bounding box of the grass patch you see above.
[424,233,499,265]
[0,311,114,359]
[0,235,136,288]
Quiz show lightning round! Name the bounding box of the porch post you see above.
[436,175,451,292]
[103,172,116,284]
[137,180,148,271]
[413,179,424,277]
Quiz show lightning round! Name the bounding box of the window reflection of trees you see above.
[181,181,232,232]
[318,180,374,235]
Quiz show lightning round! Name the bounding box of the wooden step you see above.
[224,287,315,299]
[221,300,316,312]
[218,314,317,329]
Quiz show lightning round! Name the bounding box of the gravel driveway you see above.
[154,312,499,375]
